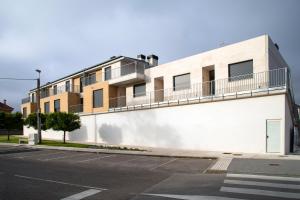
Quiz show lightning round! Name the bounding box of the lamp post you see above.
[36,69,42,144]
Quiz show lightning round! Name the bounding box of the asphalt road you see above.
[1,145,300,200]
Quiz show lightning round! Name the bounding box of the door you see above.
[266,120,281,153]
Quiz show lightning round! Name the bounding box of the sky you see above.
[0,0,299,111]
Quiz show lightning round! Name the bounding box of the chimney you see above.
[137,54,146,61]
[3,99,6,105]
[147,54,159,67]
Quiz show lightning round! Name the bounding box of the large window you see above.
[93,89,103,108]
[44,102,50,114]
[104,67,111,80]
[53,85,57,95]
[133,83,146,97]
[54,99,60,112]
[65,80,70,92]
[228,60,253,81]
[173,73,190,91]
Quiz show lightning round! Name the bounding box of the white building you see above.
[23,35,299,155]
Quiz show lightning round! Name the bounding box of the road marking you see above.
[150,158,178,171]
[142,193,246,200]
[208,158,232,172]
[75,155,115,163]
[61,189,101,200]
[14,174,107,190]
[220,186,300,199]
[40,153,88,161]
[224,179,300,189]
[227,173,300,182]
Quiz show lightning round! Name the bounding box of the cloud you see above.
[0,0,299,110]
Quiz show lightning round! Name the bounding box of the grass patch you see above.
[0,135,144,151]
[0,135,23,143]
[41,140,90,148]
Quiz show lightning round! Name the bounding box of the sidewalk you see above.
[2,142,300,160]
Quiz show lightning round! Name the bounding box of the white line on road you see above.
[14,151,64,159]
[61,189,101,200]
[224,179,300,189]
[75,155,115,163]
[40,153,88,161]
[14,174,107,190]
[142,193,246,200]
[227,173,300,182]
[220,186,300,199]
[150,158,178,171]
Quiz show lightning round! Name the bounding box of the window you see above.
[228,60,253,81]
[54,99,60,112]
[93,89,103,108]
[80,77,84,92]
[44,102,50,114]
[104,67,111,80]
[173,73,190,91]
[65,80,70,92]
[86,73,96,85]
[133,83,146,97]
[31,93,35,103]
[22,107,27,118]
[53,85,57,95]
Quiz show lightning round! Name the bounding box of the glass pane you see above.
[173,74,190,91]
[134,83,146,97]
[229,60,253,81]
[93,89,103,108]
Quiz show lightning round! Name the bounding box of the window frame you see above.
[54,99,60,112]
[133,83,146,97]
[22,107,27,118]
[53,85,58,95]
[104,66,111,81]
[44,102,50,114]
[93,89,103,108]
[228,59,253,82]
[65,80,70,92]
[173,73,191,91]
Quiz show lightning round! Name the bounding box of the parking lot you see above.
[0,145,214,200]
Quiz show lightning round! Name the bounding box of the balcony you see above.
[104,61,145,86]
[40,85,80,99]
[21,97,31,104]
[109,68,291,111]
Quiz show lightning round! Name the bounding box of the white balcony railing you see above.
[109,68,291,109]
[103,61,146,85]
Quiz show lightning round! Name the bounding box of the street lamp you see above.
[36,69,42,144]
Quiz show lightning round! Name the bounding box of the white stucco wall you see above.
[24,94,291,154]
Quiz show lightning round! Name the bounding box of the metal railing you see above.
[21,97,30,104]
[103,61,145,81]
[40,85,80,98]
[109,68,289,109]
[69,104,83,113]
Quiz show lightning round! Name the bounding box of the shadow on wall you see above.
[99,124,122,145]
[68,125,88,142]
[128,111,182,148]
[97,110,182,148]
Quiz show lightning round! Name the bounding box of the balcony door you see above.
[154,77,164,102]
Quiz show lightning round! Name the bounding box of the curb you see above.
[0,143,217,160]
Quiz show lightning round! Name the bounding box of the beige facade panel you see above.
[83,81,109,113]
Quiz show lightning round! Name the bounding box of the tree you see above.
[24,113,47,142]
[0,112,23,140]
[46,112,81,143]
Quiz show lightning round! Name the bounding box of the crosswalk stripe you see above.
[61,189,101,200]
[227,173,300,182]
[142,193,246,200]
[221,186,300,199]
[224,179,300,189]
